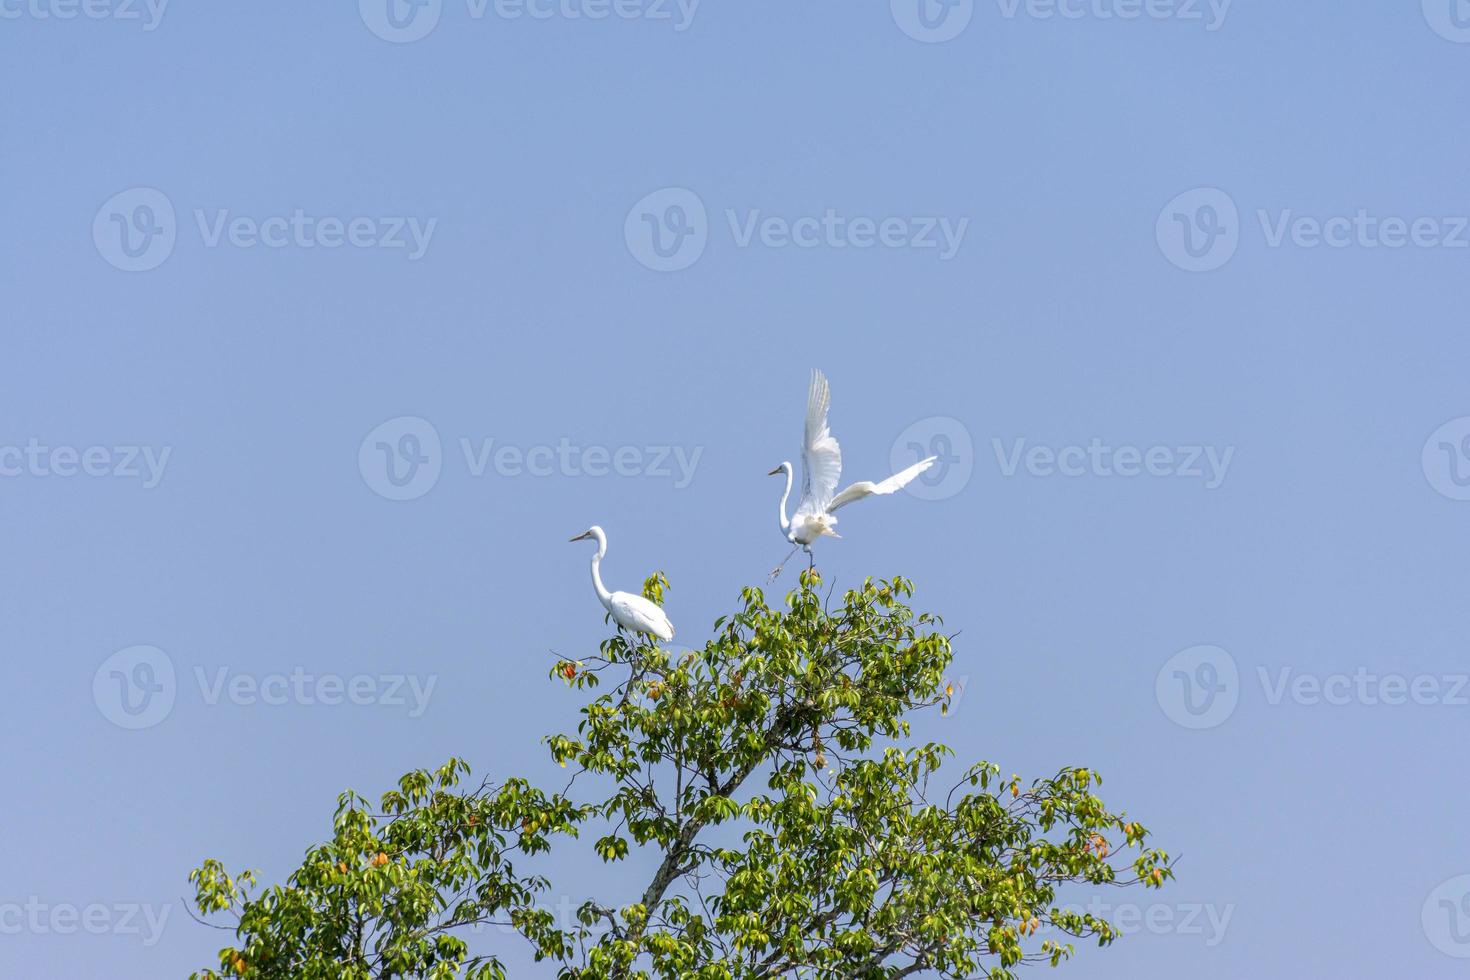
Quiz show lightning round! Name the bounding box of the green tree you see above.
[189,571,1173,979]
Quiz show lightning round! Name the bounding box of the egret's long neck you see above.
[589,534,613,608]
[776,463,793,534]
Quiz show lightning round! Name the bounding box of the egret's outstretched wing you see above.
[829,455,937,512]
[797,369,842,516]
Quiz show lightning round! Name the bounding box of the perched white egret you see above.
[768,370,937,579]
[569,525,675,642]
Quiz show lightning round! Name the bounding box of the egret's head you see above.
[767,462,789,477]
[569,527,598,543]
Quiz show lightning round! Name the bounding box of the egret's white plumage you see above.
[569,525,675,642]
[769,370,937,578]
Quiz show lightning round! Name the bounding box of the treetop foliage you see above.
[190,570,1172,979]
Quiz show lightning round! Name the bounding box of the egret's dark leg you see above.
[769,544,800,583]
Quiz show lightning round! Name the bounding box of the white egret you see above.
[569,525,675,642]
[768,369,937,579]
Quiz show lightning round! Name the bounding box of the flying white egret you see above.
[768,369,937,579]
[569,525,675,642]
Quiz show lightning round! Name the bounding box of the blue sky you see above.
[4,1,1470,976]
